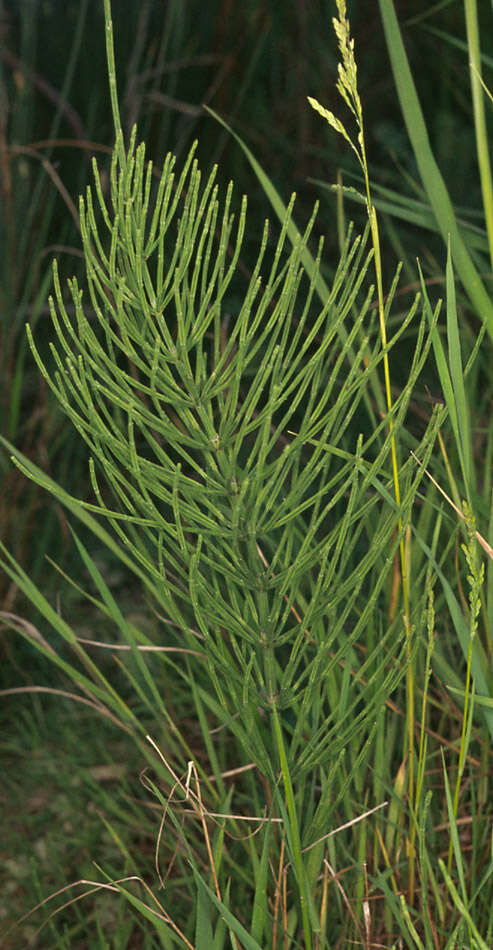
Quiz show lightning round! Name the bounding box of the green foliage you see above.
[8,76,439,943]
[2,0,493,947]
[18,98,441,788]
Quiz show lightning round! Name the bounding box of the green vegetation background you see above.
[2,1,493,947]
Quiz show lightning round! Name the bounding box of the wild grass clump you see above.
[2,0,493,947]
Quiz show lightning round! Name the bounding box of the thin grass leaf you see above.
[439,858,491,950]
[378,0,493,342]
[441,751,468,904]
[445,239,472,493]
[411,527,493,739]
[250,821,272,946]
[195,875,214,950]
[465,0,493,269]
[191,870,263,950]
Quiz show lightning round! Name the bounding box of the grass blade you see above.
[378,0,493,342]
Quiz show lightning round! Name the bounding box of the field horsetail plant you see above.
[3,0,493,947]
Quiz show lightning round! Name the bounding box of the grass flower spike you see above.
[309,0,416,901]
